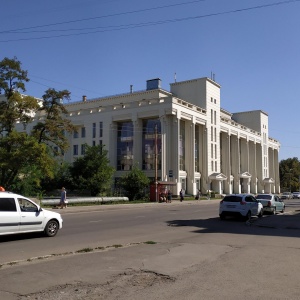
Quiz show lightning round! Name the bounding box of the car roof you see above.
[0,191,24,198]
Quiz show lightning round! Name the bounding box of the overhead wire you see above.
[0,0,207,34]
[0,0,299,42]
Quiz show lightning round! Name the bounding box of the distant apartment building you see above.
[13,77,280,196]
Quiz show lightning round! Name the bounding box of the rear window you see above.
[0,198,17,212]
[256,195,272,200]
[223,195,242,202]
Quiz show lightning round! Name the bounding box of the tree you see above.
[70,144,115,196]
[279,157,300,192]
[119,164,150,201]
[0,57,75,191]
[31,88,76,155]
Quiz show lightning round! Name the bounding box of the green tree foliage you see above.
[0,57,75,191]
[31,88,76,155]
[119,164,150,201]
[279,157,300,192]
[40,161,73,192]
[70,144,115,196]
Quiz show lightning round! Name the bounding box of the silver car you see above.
[255,194,285,214]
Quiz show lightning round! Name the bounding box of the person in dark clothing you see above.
[180,189,184,202]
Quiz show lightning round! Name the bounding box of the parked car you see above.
[255,194,285,215]
[281,192,292,200]
[0,191,63,237]
[219,194,263,220]
[292,192,300,199]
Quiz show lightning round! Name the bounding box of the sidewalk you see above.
[51,199,218,214]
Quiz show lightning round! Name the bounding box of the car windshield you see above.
[255,195,272,200]
[222,196,242,202]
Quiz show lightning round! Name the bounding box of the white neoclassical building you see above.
[15,76,281,196]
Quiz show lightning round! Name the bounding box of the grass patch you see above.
[144,241,157,245]
[111,244,123,248]
[76,247,94,253]
[95,246,105,250]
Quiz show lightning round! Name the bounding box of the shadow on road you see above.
[166,211,300,238]
[0,232,44,243]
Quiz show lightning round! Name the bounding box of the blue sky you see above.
[1,0,299,161]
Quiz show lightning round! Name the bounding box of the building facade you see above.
[17,77,281,196]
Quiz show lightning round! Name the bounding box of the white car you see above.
[0,191,63,237]
[292,192,300,199]
[219,194,264,220]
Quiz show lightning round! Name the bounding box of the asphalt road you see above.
[1,199,300,300]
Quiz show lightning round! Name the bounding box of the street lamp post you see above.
[289,168,293,194]
[154,124,158,202]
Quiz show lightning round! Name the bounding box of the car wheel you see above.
[281,205,285,213]
[245,211,251,221]
[272,207,276,215]
[44,220,59,237]
[258,209,263,218]
[219,214,226,220]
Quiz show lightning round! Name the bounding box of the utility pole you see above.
[155,124,158,202]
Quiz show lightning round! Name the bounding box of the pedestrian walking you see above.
[60,187,67,209]
[167,190,172,203]
[180,189,184,202]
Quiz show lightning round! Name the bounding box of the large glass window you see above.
[179,120,185,171]
[142,119,161,170]
[117,122,133,171]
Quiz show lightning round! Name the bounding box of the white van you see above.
[0,191,63,237]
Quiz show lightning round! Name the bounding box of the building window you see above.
[211,143,213,158]
[142,119,161,171]
[214,127,217,142]
[99,140,103,147]
[211,161,214,171]
[92,123,96,138]
[81,127,86,138]
[73,131,79,138]
[211,126,213,141]
[215,161,217,172]
[117,121,134,171]
[92,140,96,146]
[214,99,216,104]
[81,144,86,155]
[214,111,216,125]
[73,145,78,155]
[215,144,217,159]
[211,109,213,123]
[99,122,103,138]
